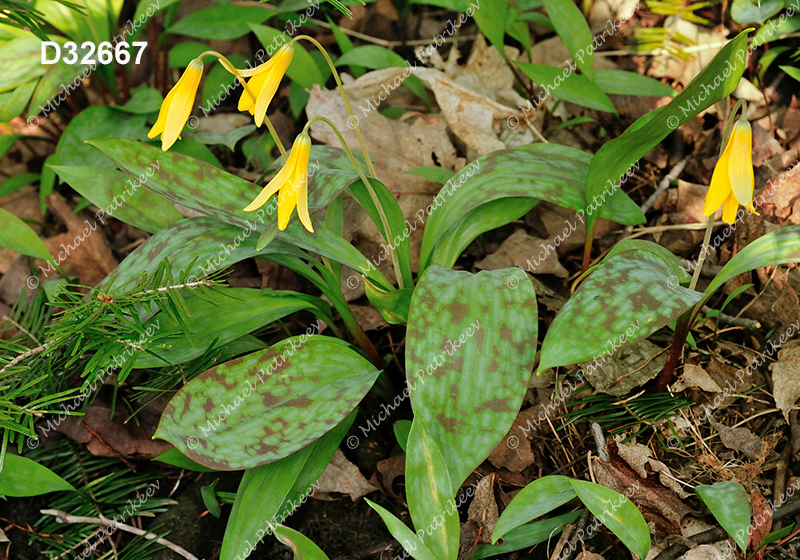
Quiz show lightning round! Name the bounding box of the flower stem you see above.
[290,35,377,178]
[305,116,406,289]
[198,51,288,159]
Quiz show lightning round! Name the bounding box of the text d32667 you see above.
[42,41,148,65]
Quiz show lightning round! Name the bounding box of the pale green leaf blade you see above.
[516,62,616,113]
[476,510,581,559]
[168,6,275,40]
[543,0,594,79]
[538,251,705,372]
[0,207,52,261]
[407,266,537,490]
[154,336,380,469]
[594,69,676,97]
[492,475,577,541]
[704,225,800,298]
[366,500,440,560]
[569,479,650,559]
[0,454,76,496]
[274,526,331,560]
[406,417,460,560]
[695,481,750,551]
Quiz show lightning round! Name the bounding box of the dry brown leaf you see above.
[487,407,540,473]
[582,338,667,396]
[460,473,499,553]
[615,440,690,498]
[748,492,772,560]
[771,339,800,421]
[671,364,722,393]
[476,229,568,278]
[576,552,606,560]
[708,417,765,461]
[314,449,379,502]
[373,454,406,501]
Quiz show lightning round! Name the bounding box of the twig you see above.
[134,280,213,296]
[640,155,690,214]
[40,510,200,560]
[701,306,761,329]
[0,342,52,375]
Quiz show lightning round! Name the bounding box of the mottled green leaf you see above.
[704,225,800,300]
[154,336,380,469]
[0,208,52,261]
[364,281,412,324]
[538,250,704,372]
[406,417,460,560]
[594,69,676,97]
[154,448,217,472]
[696,481,750,551]
[193,125,257,151]
[543,0,594,79]
[274,526,331,560]
[492,475,577,541]
[476,510,581,559]
[168,6,275,40]
[51,165,182,233]
[584,30,749,230]
[419,144,641,272]
[138,288,332,367]
[516,63,615,113]
[407,266,537,489]
[366,500,440,560]
[0,454,76,497]
[220,413,354,560]
[569,479,650,559]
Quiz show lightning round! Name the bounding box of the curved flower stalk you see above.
[244,132,314,233]
[148,59,204,151]
[702,114,757,225]
[237,44,295,128]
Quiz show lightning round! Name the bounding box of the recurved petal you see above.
[243,159,294,212]
[147,85,179,140]
[253,47,294,127]
[727,119,755,206]
[161,60,204,151]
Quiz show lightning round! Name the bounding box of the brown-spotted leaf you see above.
[154,336,380,470]
[539,250,704,372]
[406,265,537,490]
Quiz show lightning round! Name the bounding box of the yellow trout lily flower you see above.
[238,44,294,127]
[702,117,758,225]
[244,133,313,232]
[148,59,204,151]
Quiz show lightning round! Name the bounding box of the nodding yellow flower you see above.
[148,59,204,151]
[244,133,313,232]
[703,117,757,225]
[238,45,294,127]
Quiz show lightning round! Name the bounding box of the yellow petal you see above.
[722,191,739,224]
[244,133,310,214]
[703,143,733,216]
[243,158,295,212]
[294,139,313,232]
[727,119,755,207]
[154,59,203,151]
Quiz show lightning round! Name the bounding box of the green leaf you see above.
[249,24,326,88]
[274,526,331,560]
[220,413,353,560]
[154,336,380,469]
[51,165,182,233]
[116,86,164,114]
[568,479,650,559]
[52,107,148,169]
[538,249,704,372]
[419,144,642,272]
[406,417,460,560]
[201,54,248,114]
[696,481,750,551]
[0,454,76,496]
[168,6,275,40]
[476,510,581,559]
[492,475,577,541]
[594,69,676,97]
[408,166,456,184]
[0,37,46,92]
[366,500,440,560]
[193,125,258,151]
[0,207,52,261]
[168,41,210,68]
[0,172,39,198]
[704,225,800,300]
[364,281,413,324]
[781,65,800,82]
[753,14,800,44]
[407,266,537,490]
[543,0,594,79]
[517,62,616,113]
[584,29,750,230]
[732,0,783,24]
[394,419,412,452]
[154,448,218,472]
[0,135,19,159]
[473,0,507,52]
[201,480,222,517]
[137,288,332,367]
[0,80,36,121]
[28,43,91,116]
